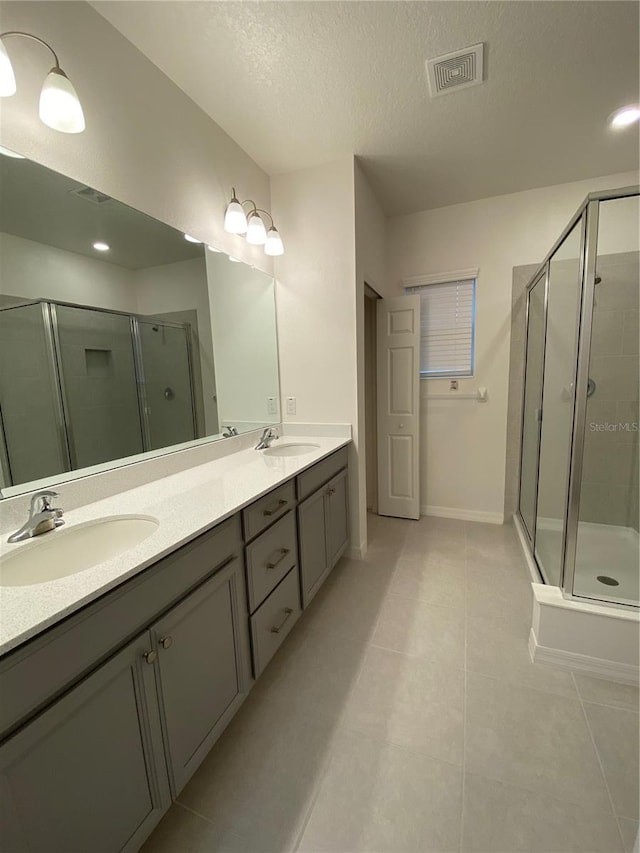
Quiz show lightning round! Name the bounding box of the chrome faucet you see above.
[7,490,65,543]
[255,427,278,450]
[222,426,239,437]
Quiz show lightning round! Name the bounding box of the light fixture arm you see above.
[251,208,275,229]
[0,31,61,69]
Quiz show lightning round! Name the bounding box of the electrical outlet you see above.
[286,396,296,415]
[449,379,458,391]
[267,396,278,415]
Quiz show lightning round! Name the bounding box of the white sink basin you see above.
[262,442,320,458]
[0,515,159,587]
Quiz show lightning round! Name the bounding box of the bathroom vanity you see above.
[0,439,349,852]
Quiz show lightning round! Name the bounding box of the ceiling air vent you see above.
[426,43,484,97]
[69,185,113,205]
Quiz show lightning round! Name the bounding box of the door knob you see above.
[143,650,157,664]
[399,423,405,428]
[159,636,173,649]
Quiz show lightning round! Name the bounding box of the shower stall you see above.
[0,300,198,489]
[517,186,639,611]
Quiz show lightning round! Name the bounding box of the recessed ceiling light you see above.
[93,241,110,251]
[228,256,242,263]
[609,105,640,129]
[184,233,202,243]
[0,145,24,158]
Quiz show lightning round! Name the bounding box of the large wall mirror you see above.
[0,148,280,497]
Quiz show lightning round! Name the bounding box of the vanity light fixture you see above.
[609,105,640,129]
[207,245,222,253]
[93,241,109,252]
[184,233,202,243]
[228,256,242,263]
[0,31,85,133]
[223,188,284,256]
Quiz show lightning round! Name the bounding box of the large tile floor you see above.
[142,515,639,853]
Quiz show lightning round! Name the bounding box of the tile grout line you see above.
[572,671,628,851]
[458,571,468,853]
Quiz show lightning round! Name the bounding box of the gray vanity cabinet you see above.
[0,631,170,853]
[298,460,349,607]
[151,556,248,796]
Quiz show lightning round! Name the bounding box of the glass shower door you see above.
[54,305,144,469]
[535,220,584,585]
[0,303,69,486]
[573,196,639,606]
[518,272,547,541]
[136,320,196,451]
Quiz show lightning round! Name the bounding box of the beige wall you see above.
[387,170,639,522]
[271,158,362,548]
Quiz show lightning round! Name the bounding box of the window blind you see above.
[405,279,476,377]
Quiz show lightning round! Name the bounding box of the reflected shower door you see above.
[137,321,196,451]
[519,272,547,540]
[54,306,144,469]
[0,303,69,485]
[535,220,584,585]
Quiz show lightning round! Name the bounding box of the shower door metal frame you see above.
[516,184,640,607]
[516,265,550,554]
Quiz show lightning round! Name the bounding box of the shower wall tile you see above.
[622,309,639,356]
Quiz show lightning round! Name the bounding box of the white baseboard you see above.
[529,628,639,685]
[347,538,367,560]
[421,505,504,525]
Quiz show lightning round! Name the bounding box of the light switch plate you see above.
[286,396,296,415]
[267,396,278,415]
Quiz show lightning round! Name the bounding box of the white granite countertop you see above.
[0,435,350,656]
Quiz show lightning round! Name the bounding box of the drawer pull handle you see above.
[159,636,173,650]
[143,650,157,665]
[263,498,288,517]
[266,547,291,569]
[270,607,294,634]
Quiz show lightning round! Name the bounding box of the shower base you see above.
[536,520,639,607]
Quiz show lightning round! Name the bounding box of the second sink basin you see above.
[262,442,320,458]
[0,515,159,587]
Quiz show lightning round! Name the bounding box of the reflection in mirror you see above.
[0,149,280,496]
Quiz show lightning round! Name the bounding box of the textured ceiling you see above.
[92,1,640,216]
[0,153,202,270]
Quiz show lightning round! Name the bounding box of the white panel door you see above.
[376,296,420,519]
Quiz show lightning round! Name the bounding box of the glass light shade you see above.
[0,40,16,96]
[39,67,85,133]
[610,105,640,129]
[184,233,202,243]
[224,198,248,234]
[0,145,24,158]
[245,212,267,245]
[264,226,284,256]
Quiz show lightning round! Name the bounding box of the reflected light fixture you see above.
[609,105,640,129]
[184,233,202,243]
[0,144,24,158]
[224,189,284,256]
[0,31,85,133]
[93,241,110,252]
[228,256,242,263]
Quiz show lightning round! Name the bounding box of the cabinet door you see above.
[327,467,350,568]
[298,487,329,607]
[0,632,170,853]
[152,557,250,796]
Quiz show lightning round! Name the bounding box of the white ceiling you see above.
[92,1,640,216]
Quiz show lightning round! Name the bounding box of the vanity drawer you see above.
[296,446,348,501]
[250,568,301,677]
[245,511,297,613]
[242,480,295,542]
